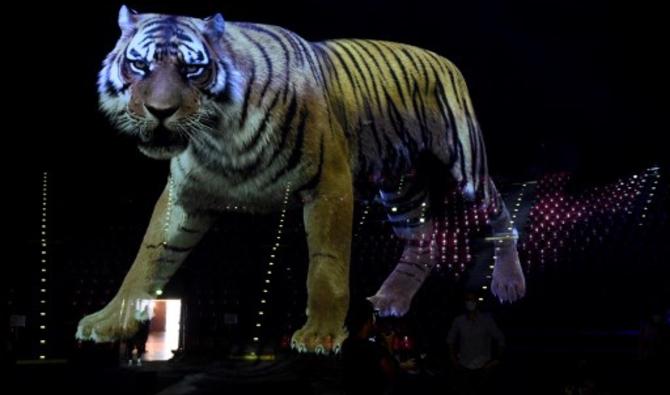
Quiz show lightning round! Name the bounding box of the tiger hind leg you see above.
[368,175,437,316]
[431,124,525,302]
[487,203,526,302]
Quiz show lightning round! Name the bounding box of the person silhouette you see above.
[341,298,398,395]
[447,292,505,395]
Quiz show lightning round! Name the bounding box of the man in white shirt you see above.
[447,292,505,394]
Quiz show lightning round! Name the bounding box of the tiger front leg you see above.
[291,147,353,354]
[76,180,212,342]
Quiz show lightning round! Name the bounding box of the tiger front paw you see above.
[291,319,348,355]
[75,293,151,342]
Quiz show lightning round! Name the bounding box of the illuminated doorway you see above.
[143,299,182,361]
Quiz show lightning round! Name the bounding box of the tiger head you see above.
[98,6,242,159]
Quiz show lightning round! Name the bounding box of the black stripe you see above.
[309,44,334,101]
[163,244,195,253]
[190,144,226,175]
[239,90,282,154]
[447,70,463,110]
[105,80,119,96]
[242,25,292,84]
[436,79,462,172]
[144,25,171,36]
[324,43,365,112]
[299,41,322,83]
[332,42,374,99]
[366,40,408,108]
[269,106,308,183]
[129,48,142,58]
[391,46,430,152]
[239,32,274,100]
[141,19,171,29]
[464,106,480,195]
[396,270,422,283]
[213,60,236,103]
[222,93,283,179]
[412,80,432,149]
[424,50,450,75]
[335,43,386,163]
[311,252,338,261]
[269,91,299,163]
[379,42,414,104]
[175,32,193,42]
[190,126,222,155]
[401,48,429,95]
[349,41,410,171]
[364,101,384,163]
[385,92,417,158]
[239,64,256,129]
[277,29,305,66]
[172,41,202,57]
[145,243,194,253]
[413,53,433,96]
[347,41,387,117]
[398,260,429,272]
[179,226,202,234]
[314,44,350,127]
[296,134,324,193]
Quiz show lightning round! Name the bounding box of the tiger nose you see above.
[145,104,179,121]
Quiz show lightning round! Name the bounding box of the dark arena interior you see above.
[8,1,668,394]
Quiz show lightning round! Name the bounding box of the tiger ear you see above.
[203,13,225,39]
[118,5,139,34]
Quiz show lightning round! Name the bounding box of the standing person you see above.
[447,292,505,395]
[341,298,398,395]
[126,319,150,366]
[637,307,670,394]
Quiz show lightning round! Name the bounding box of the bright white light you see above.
[143,299,182,362]
[164,300,181,359]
